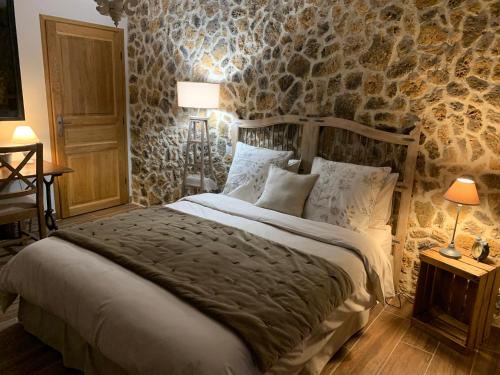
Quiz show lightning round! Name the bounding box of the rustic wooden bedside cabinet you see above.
[412,248,500,353]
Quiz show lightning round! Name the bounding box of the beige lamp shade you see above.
[443,177,480,205]
[12,126,39,145]
[177,81,220,109]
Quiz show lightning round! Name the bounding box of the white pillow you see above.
[255,166,318,217]
[369,173,399,227]
[223,142,293,203]
[303,157,391,231]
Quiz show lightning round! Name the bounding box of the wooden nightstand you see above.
[412,248,500,353]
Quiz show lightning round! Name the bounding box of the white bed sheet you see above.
[0,194,391,375]
[365,225,393,258]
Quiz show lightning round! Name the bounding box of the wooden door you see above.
[41,16,128,218]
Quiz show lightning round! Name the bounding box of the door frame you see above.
[40,15,129,218]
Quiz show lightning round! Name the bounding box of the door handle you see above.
[56,115,71,137]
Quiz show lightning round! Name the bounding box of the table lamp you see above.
[12,126,39,145]
[440,177,480,259]
[11,126,40,163]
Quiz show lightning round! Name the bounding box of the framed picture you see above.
[0,0,24,120]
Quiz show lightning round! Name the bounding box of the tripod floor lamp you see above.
[177,81,220,196]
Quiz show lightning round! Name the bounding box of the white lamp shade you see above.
[177,81,220,109]
[12,126,39,145]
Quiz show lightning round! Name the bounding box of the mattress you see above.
[0,194,393,375]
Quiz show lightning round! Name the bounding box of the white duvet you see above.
[0,194,393,375]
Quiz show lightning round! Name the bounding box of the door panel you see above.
[42,17,128,218]
[65,125,118,145]
[60,37,115,116]
[66,154,94,206]
[94,148,120,200]
[66,148,120,216]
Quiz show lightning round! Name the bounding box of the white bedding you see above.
[365,225,393,258]
[0,194,393,375]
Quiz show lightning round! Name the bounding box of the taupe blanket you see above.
[51,207,352,372]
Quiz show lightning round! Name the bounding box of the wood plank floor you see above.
[322,299,500,375]
[0,205,498,374]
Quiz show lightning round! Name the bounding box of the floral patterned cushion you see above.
[303,157,391,232]
[223,142,294,203]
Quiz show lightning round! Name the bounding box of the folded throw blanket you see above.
[51,207,353,372]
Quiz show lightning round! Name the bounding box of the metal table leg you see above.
[43,175,59,231]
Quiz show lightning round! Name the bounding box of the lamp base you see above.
[439,245,462,259]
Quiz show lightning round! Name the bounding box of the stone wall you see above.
[128,0,500,294]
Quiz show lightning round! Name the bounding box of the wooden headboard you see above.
[230,115,421,290]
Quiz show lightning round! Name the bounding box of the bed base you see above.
[18,298,127,375]
[18,297,370,375]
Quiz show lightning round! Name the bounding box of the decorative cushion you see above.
[224,142,293,203]
[255,166,318,217]
[227,182,255,202]
[303,157,391,231]
[369,173,399,227]
[286,159,301,173]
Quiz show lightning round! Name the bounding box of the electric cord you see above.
[385,291,415,308]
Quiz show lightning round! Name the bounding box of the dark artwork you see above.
[0,0,24,120]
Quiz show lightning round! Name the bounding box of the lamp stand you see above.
[440,204,462,259]
[181,116,216,196]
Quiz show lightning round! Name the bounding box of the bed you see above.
[0,116,420,375]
